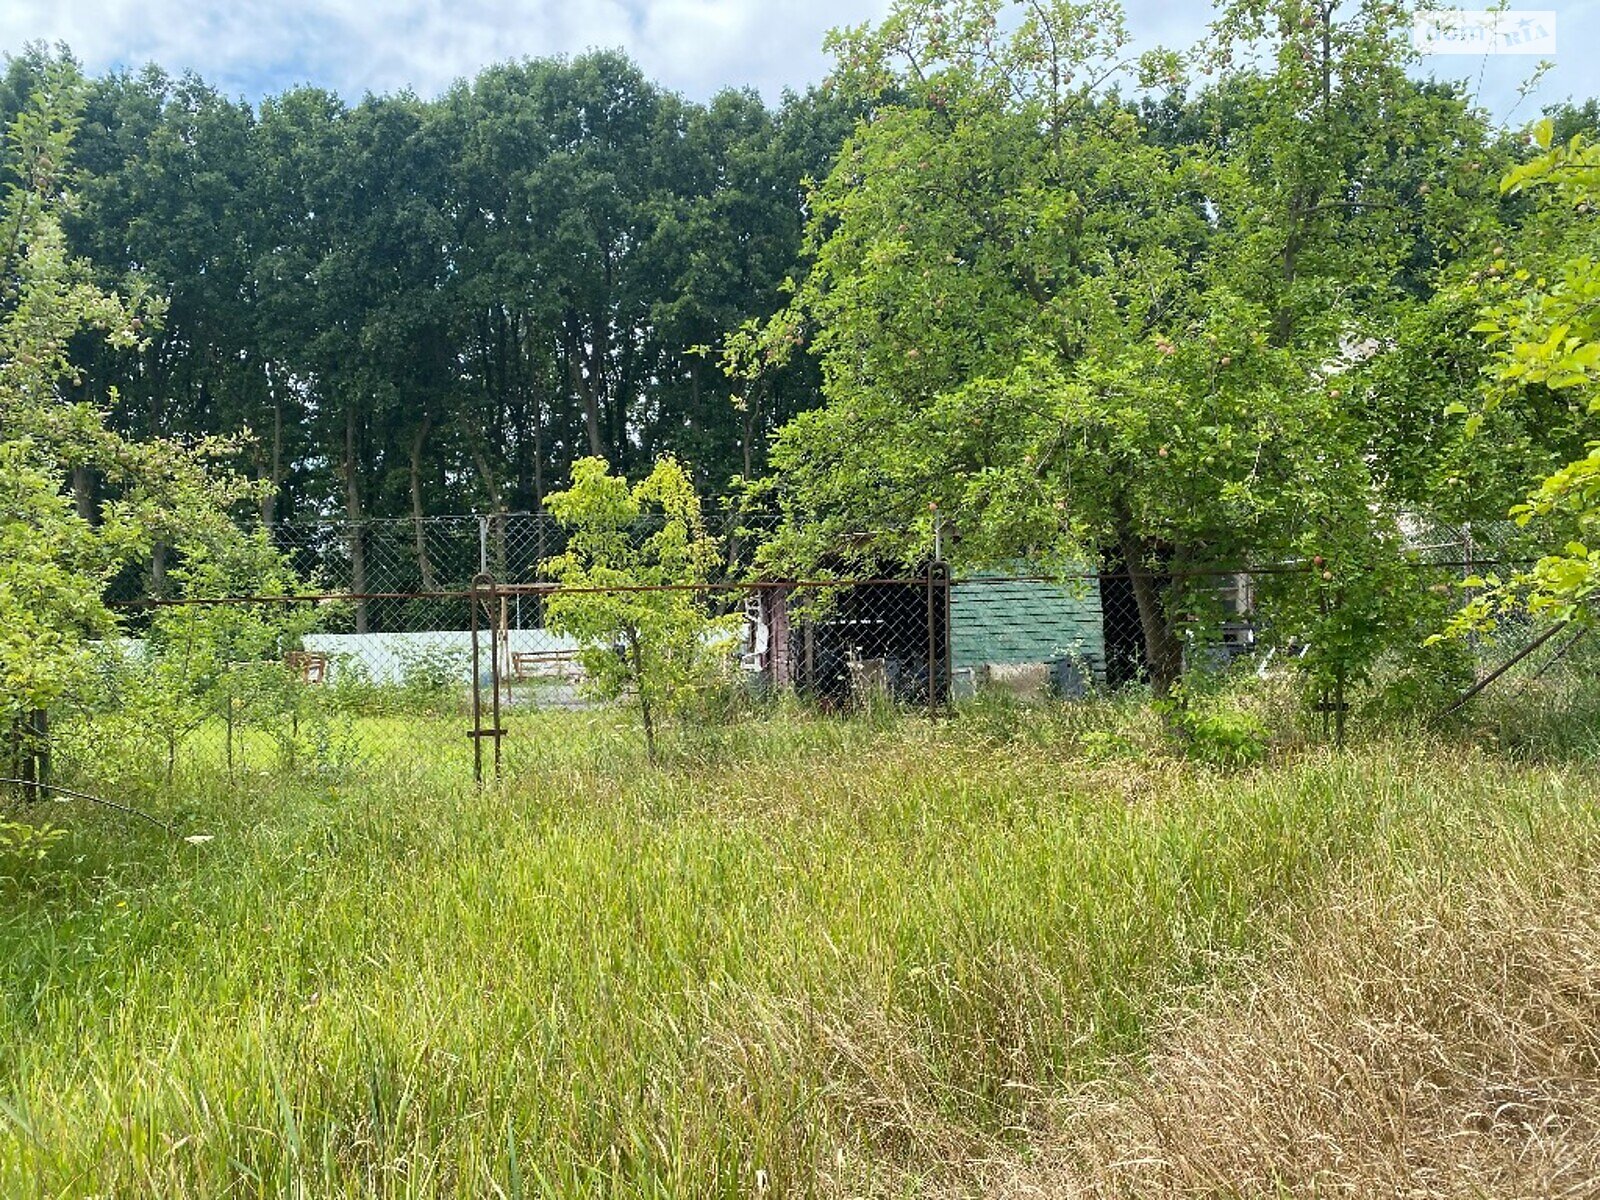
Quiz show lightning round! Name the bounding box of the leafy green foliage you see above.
[1447,123,1600,630]
[3,46,853,548]
[323,645,469,719]
[0,61,259,741]
[1172,702,1269,770]
[0,819,66,875]
[541,457,742,758]
[730,0,1501,711]
[115,532,322,779]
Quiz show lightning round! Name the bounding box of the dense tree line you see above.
[0,45,850,560]
[4,3,1598,685]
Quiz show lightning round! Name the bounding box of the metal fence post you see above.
[468,572,504,785]
[489,584,504,781]
[934,566,947,710]
[925,559,951,719]
[470,576,484,786]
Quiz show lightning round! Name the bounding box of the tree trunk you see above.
[577,324,606,459]
[742,394,759,483]
[265,390,284,526]
[151,542,169,598]
[532,396,544,511]
[1274,223,1300,346]
[610,322,631,476]
[14,709,48,802]
[1118,521,1183,698]
[343,404,368,633]
[255,364,285,526]
[627,627,655,763]
[71,464,94,522]
[409,412,436,591]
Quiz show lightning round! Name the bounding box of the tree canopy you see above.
[725,0,1564,696]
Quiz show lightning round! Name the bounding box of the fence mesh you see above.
[10,512,1586,797]
[104,510,776,612]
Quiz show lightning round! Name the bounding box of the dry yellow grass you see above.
[954,864,1600,1199]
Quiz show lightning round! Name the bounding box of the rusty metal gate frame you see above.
[468,572,504,784]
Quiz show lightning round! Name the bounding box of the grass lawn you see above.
[2,701,1597,1196]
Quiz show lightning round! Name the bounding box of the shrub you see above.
[1164,687,1270,769]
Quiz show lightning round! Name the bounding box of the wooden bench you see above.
[286,651,330,684]
[511,649,581,682]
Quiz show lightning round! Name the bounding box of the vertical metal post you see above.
[469,572,504,785]
[926,560,947,719]
[499,595,510,683]
[930,511,947,718]
[224,676,235,780]
[470,575,484,785]
[1462,522,1480,663]
[934,566,947,710]
[489,586,504,781]
[478,515,489,577]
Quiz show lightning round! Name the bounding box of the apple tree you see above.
[729,0,1483,705]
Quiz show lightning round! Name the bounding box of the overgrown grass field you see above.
[2,701,1597,1196]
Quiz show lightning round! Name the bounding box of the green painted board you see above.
[950,571,1106,682]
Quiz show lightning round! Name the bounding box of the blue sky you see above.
[3,0,1595,125]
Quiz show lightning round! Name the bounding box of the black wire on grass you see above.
[0,778,179,836]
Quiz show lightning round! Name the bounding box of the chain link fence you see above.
[106,511,774,611]
[12,513,1588,796]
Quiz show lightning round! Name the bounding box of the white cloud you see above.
[0,0,1592,119]
[0,0,886,102]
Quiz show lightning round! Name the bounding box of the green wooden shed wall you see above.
[949,572,1106,683]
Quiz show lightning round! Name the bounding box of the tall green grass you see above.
[1,705,1595,1196]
